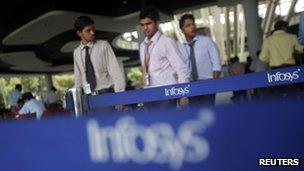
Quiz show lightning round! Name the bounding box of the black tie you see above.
[189,41,198,81]
[84,46,96,92]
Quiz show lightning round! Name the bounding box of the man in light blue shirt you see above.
[179,14,222,106]
[299,12,304,45]
[8,84,22,110]
[19,92,45,120]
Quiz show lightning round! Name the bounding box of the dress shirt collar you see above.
[273,30,286,34]
[144,31,161,44]
[80,40,95,50]
[183,35,198,45]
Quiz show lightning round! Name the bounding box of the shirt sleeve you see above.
[293,35,304,53]
[139,43,145,66]
[178,44,188,63]
[166,38,191,84]
[259,40,270,63]
[104,41,126,92]
[206,37,222,71]
[19,103,30,115]
[73,50,82,88]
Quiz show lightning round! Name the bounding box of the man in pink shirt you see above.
[138,7,191,109]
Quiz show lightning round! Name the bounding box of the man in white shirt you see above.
[138,7,191,109]
[19,92,46,120]
[8,84,22,110]
[73,16,125,111]
[179,14,222,106]
[44,86,60,108]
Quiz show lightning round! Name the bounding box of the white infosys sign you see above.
[164,84,191,97]
[267,69,301,83]
[86,109,215,170]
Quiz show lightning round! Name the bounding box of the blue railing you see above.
[87,65,304,109]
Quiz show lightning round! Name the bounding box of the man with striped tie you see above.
[138,7,191,109]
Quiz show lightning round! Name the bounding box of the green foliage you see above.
[20,76,47,96]
[53,73,75,98]
[127,67,143,89]
[0,73,75,107]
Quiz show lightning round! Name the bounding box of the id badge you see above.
[83,83,92,94]
[144,75,150,87]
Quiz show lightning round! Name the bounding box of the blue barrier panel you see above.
[0,99,303,171]
[88,65,304,108]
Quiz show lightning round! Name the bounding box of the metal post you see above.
[45,74,53,91]
[68,87,86,117]
[265,0,279,37]
[233,5,238,57]
[225,7,231,60]
[242,0,267,72]
[284,0,298,23]
[262,1,272,31]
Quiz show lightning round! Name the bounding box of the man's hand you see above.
[179,97,189,106]
[213,71,221,79]
[115,104,124,111]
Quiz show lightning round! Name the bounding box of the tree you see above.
[127,67,143,89]
[53,73,75,98]
[0,74,75,108]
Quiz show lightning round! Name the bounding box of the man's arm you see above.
[293,35,304,53]
[259,40,270,63]
[166,38,190,106]
[104,41,126,92]
[73,51,82,88]
[213,71,221,79]
[207,38,222,78]
[18,103,30,115]
[166,38,191,83]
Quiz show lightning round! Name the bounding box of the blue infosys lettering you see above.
[267,69,300,83]
[86,109,214,170]
[164,84,190,97]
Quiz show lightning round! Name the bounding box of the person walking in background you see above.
[201,27,212,37]
[44,86,60,109]
[228,56,247,102]
[260,20,304,98]
[260,20,303,69]
[8,84,22,111]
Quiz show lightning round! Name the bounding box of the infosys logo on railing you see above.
[164,84,190,97]
[86,109,215,170]
[267,69,301,83]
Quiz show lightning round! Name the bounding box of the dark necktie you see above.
[189,41,198,81]
[84,46,96,92]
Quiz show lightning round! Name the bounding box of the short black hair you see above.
[15,84,22,90]
[74,16,94,32]
[139,7,160,22]
[274,20,288,31]
[179,14,195,29]
[22,92,34,101]
[51,86,57,92]
[17,99,24,104]
[229,56,239,63]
